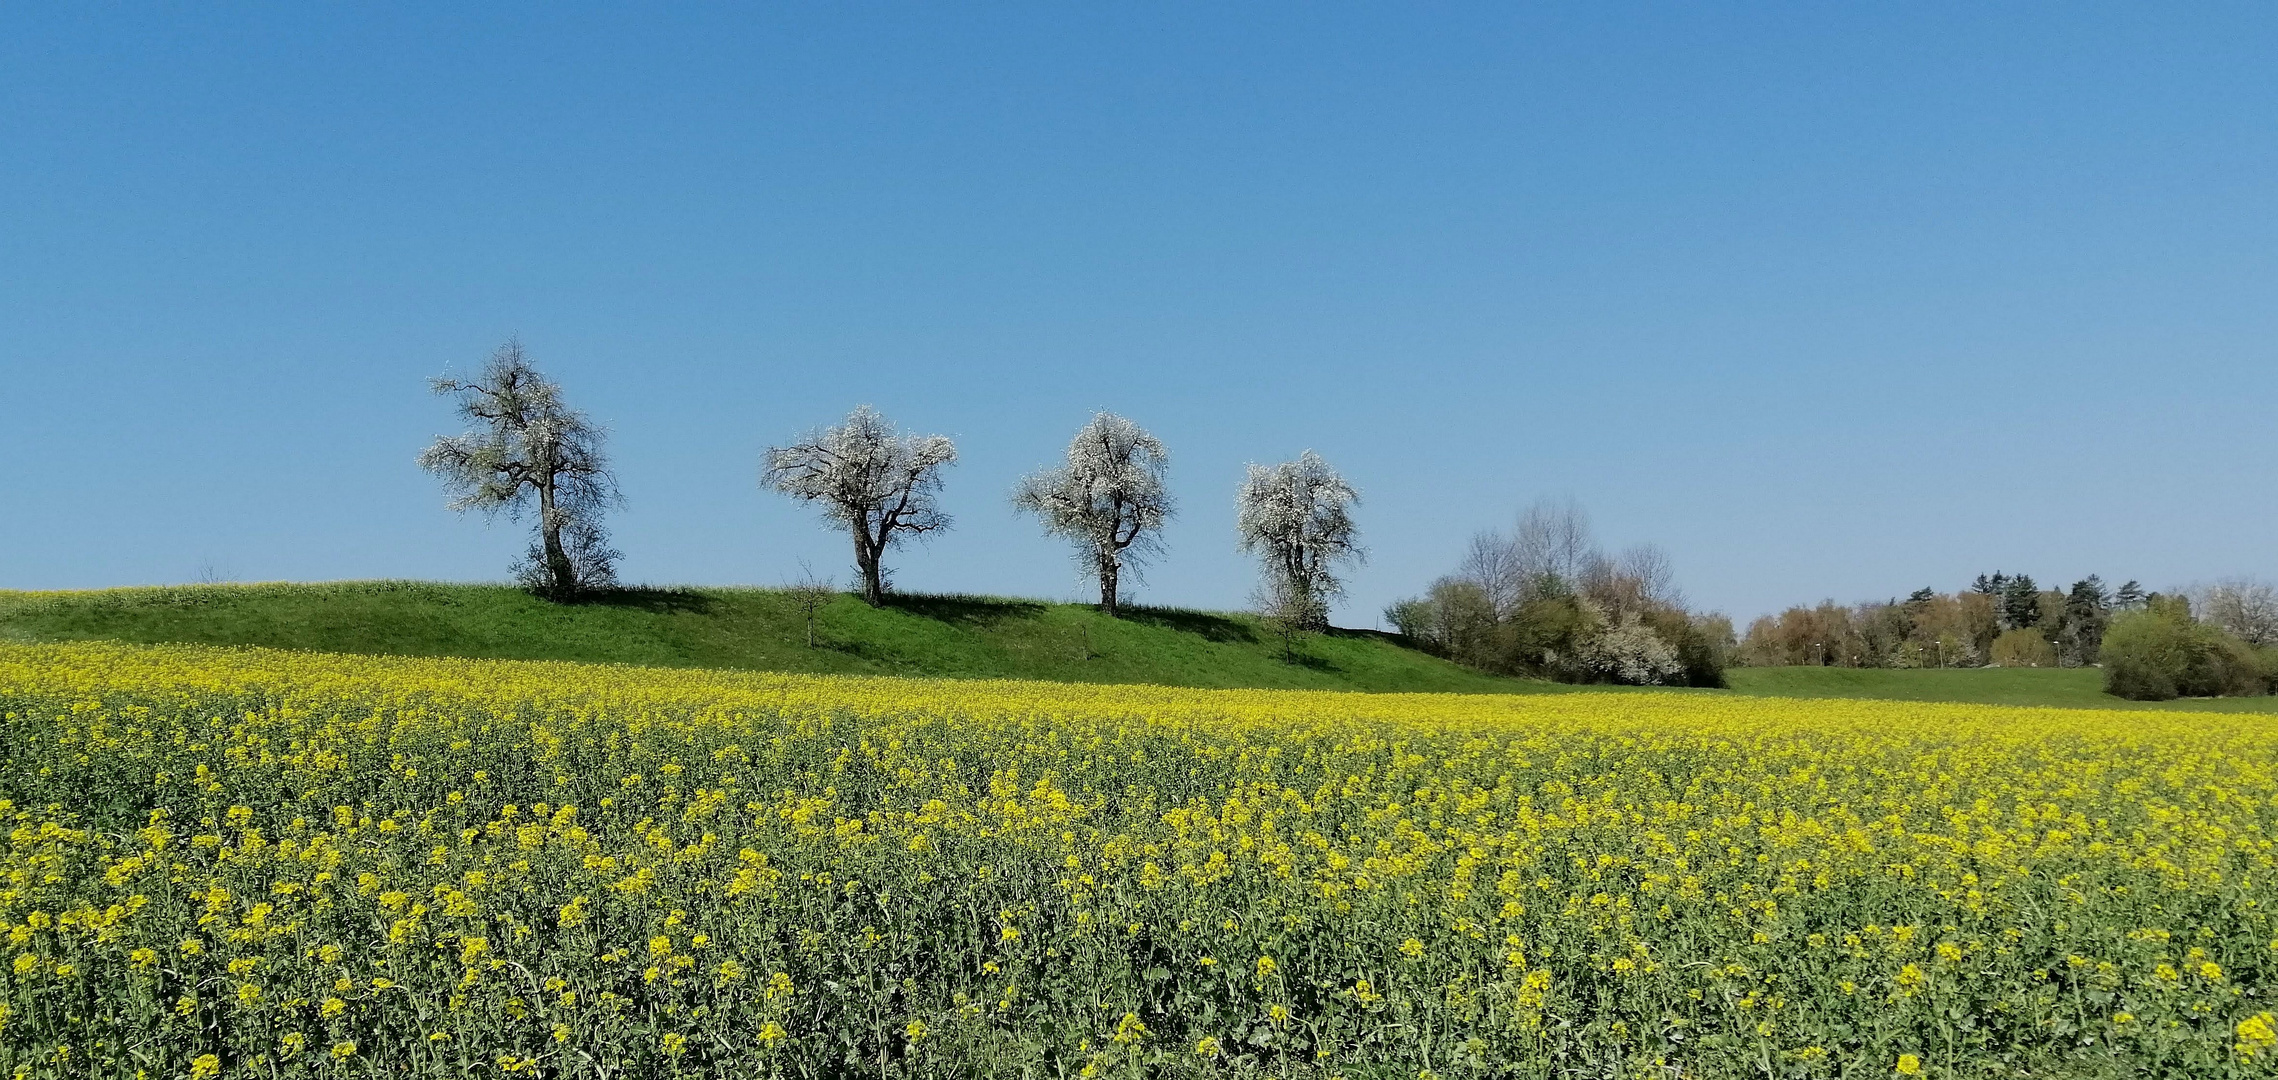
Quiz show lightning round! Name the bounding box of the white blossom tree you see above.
[762,405,956,607]
[1011,412,1173,617]
[1235,450,1361,630]
[419,340,620,599]
[1579,609,1683,685]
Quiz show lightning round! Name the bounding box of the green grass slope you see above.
[1724,664,2278,713]
[0,581,1559,694]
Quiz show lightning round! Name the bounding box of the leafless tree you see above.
[1236,451,1361,630]
[1511,496,1597,599]
[1012,412,1173,617]
[1457,529,1524,619]
[784,561,836,648]
[1617,543,1683,608]
[2193,578,2278,646]
[762,405,956,607]
[1252,574,1314,664]
[419,340,620,599]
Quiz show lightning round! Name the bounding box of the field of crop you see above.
[2,642,2276,1078]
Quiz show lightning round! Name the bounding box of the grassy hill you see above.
[1724,664,2278,713]
[0,581,1558,694]
[8,581,2271,711]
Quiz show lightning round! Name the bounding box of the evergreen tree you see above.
[2113,580,2149,610]
[2058,576,2111,665]
[2000,574,2042,632]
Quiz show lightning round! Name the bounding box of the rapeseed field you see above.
[1,641,2274,1078]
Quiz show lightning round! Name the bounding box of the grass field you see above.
[10,582,2278,712]
[1725,665,2278,713]
[3,640,2274,1077]
[0,581,1538,695]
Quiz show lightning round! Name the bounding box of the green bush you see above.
[1644,608,1730,688]
[2101,607,2272,700]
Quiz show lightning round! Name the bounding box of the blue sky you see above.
[3,3,2273,624]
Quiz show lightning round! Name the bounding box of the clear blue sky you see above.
[4,3,2273,624]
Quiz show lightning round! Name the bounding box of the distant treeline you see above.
[1740,573,2278,701]
[1385,500,1731,688]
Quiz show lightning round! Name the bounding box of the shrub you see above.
[2102,607,2271,700]
[1990,629,2057,668]
[1506,590,1603,680]
[1579,615,1683,685]
[1644,608,1730,688]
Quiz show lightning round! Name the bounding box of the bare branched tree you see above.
[1511,496,1596,597]
[762,405,956,607]
[1235,450,1361,630]
[419,340,620,599]
[783,561,836,648]
[1012,412,1173,617]
[1617,544,1684,608]
[1252,574,1314,664]
[1457,529,1524,619]
[2192,577,2278,646]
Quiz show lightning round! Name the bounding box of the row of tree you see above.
[1735,573,2142,669]
[1735,572,2278,672]
[1382,499,1731,687]
[1735,571,2278,699]
[419,341,1363,630]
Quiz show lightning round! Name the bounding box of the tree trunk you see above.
[1099,556,1119,618]
[538,482,577,599]
[855,527,885,606]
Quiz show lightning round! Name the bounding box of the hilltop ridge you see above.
[0,580,1553,694]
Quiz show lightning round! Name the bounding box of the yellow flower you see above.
[661,1032,687,1055]
[1399,938,1425,959]
[2239,1012,2278,1058]
[757,1022,787,1045]
[1112,1013,1149,1045]
[1895,1053,1922,1075]
[189,1055,221,1079]
[905,1019,927,1041]
[1195,1036,1221,1057]
[331,1041,357,1061]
